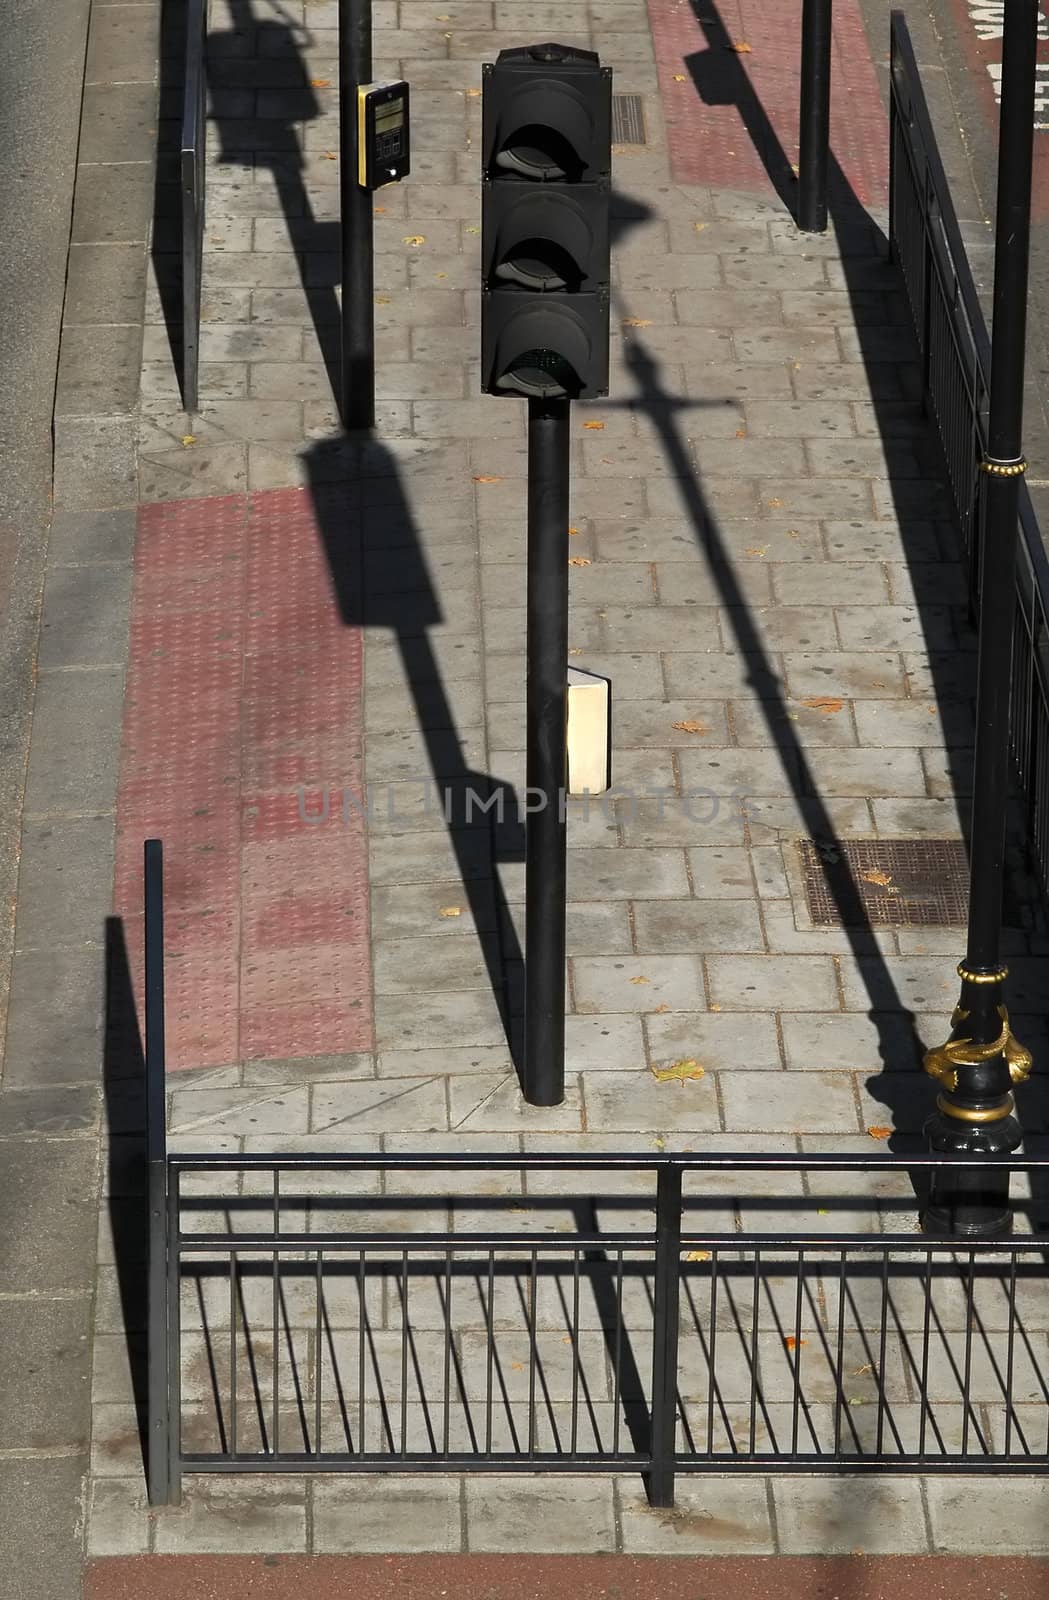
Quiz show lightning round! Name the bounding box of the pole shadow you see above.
[102,917,151,1479]
[301,433,526,1065]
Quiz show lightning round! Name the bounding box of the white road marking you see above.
[985,60,1049,128]
[965,2,1048,42]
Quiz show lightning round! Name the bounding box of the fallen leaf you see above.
[744,544,768,558]
[867,1125,892,1140]
[569,556,591,567]
[800,696,844,714]
[791,163,800,176]
[735,427,747,438]
[181,434,196,447]
[693,221,707,232]
[848,1397,868,1407]
[466,87,481,96]
[321,151,337,160]
[568,648,582,656]
[685,1249,712,1262]
[784,1336,807,1351]
[435,272,447,280]
[403,234,426,246]
[629,975,651,985]
[766,496,784,509]
[672,719,708,735]
[860,868,893,887]
[786,528,802,539]
[622,317,653,328]
[569,526,581,535]
[311,77,331,87]
[852,1363,874,1377]
[464,225,480,234]
[731,39,753,51]
[583,420,605,430]
[816,1208,830,1215]
[373,205,386,215]
[709,1002,722,1012]
[652,1058,706,1082]
[653,1135,667,1149]
[653,1003,671,1014]
[473,474,502,483]
[438,906,462,918]
[511,1360,525,1372]
[673,73,686,81]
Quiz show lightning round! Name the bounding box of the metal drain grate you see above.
[612,93,646,144]
[798,838,971,927]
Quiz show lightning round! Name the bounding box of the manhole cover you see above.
[798,838,971,927]
[612,93,646,144]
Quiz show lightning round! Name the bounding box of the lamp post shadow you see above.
[302,433,527,1070]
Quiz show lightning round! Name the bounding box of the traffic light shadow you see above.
[301,433,527,1066]
[204,0,343,404]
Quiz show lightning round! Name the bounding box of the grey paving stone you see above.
[749,845,790,898]
[377,1045,510,1079]
[0,1297,91,1450]
[0,1138,97,1293]
[706,954,840,1012]
[71,162,152,243]
[2,943,104,1087]
[614,698,729,748]
[721,1070,860,1133]
[450,1074,583,1131]
[926,1477,1049,1554]
[38,562,131,670]
[800,747,928,796]
[618,1475,775,1553]
[618,794,747,848]
[168,1085,310,1136]
[374,933,505,993]
[781,1012,921,1070]
[662,652,784,701]
[241,1054,375,1087]
[567,847,689,901]
[153,1477,307,1554]
[23,667,125,816]
[374,990,507,1050]
[684,846,754,897]
[835,604,955,652]
[870,797,965,836]
[0,1085,98,1136]
[464,1475,616,1553]
[646,1010,781,1071]
[86,1477,152,1556]
[632,898,764,953]
[572,954,705,1014]
[783,651,907,699]
[13,817,114,951]
[853,698,974,747]
[732,695,858,749]
[314,1474,462,1552]
[677,747,799,795]
[773,1475,929,1553]
[582,1068,720,1132]
[368,829,491,886]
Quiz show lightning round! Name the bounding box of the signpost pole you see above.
[798,0,832,232]
[339,0,375,429]
[523,396,571,1107]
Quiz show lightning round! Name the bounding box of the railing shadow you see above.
[102,916,151,1479]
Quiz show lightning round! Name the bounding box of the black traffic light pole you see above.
[922,0,1038,1237]
[524,399,572,1107]
[797,0,832,233]
[339,0,375,429]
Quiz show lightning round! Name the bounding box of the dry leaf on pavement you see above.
[672,719,708,735]
[867,1125,892,1140]
[860,868,893,887]
[181,435,196,447]
[652,1058,706,1082]
[583,420,605,430]
[568,556,591,567]
[629,975,651,985]
[438,906,462,918]
[403,235,426,246]
[473,475,502,483]
[622,317,652,327]
[801,696,844,714]
[732,40,753,52]
[311,77,331,87]
[685,1249,712,1262]
[784,1336,807,1350]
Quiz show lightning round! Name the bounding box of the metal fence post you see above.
[648,1164,682,1507]
[798,0,833,233]
[339,0,375,429]
[144,840,175,1505]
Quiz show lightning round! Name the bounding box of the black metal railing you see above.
[138,845,1049,1508]
[889,10,1049,895]
[180,0,206,412]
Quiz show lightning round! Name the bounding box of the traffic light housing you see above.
[481,44,612,400]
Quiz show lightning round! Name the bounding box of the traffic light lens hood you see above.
[493,81,592,180]
[493,303,591,398]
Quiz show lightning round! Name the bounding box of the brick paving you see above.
[6,0,1049,1581]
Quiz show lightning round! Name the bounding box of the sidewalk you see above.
[5,0,1049,1587]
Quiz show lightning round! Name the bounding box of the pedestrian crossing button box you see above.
[358,80,411,190]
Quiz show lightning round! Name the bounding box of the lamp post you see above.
[797,0,832,232]
[922,0,1038,1237]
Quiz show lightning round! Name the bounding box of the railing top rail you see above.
[169,1150,1049,1173]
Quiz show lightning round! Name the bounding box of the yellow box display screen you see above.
[357,80,411,190]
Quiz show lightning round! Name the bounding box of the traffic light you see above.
[481,44,612,401]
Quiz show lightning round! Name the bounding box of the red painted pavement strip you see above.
[115,488,373,1071]
[646,0,888,206]
[85,1554,1049,1600]
[946,0,1049,224]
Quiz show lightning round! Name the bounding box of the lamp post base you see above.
[921,1100,1022,1237]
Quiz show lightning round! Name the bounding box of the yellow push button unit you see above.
[357,81,411,190]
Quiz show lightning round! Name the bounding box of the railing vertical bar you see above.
[272,1172,280,1458]
[166,1172,183,1502]
[1004,1250,1018,1458]
[961,1249,976,1455]
[648,1165,682,1508]
[833,1251,847,1457]
[314,1250,323,1455]
[443,1248,454,1457]
[748,1251,761,1455]
[358,1249,366,1454]
[706,1252,719,1455]
[918,1248,933,1457]
[790,1250,804,1456]
[611,1249,625,1456]
[485,1252,495,1456]
[527,1248,538,1458]
[144,838,173,1505]
[400,1249,409,1458]
[875,1249,890,1457]
[229,1251,238,1458]
[570,1250,581,1455]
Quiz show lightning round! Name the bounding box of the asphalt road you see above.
[0,0,91,1052]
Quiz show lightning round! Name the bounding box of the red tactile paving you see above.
[85,1554,1049,1600]
[114,488,373,1071]
[646,0,889,206]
